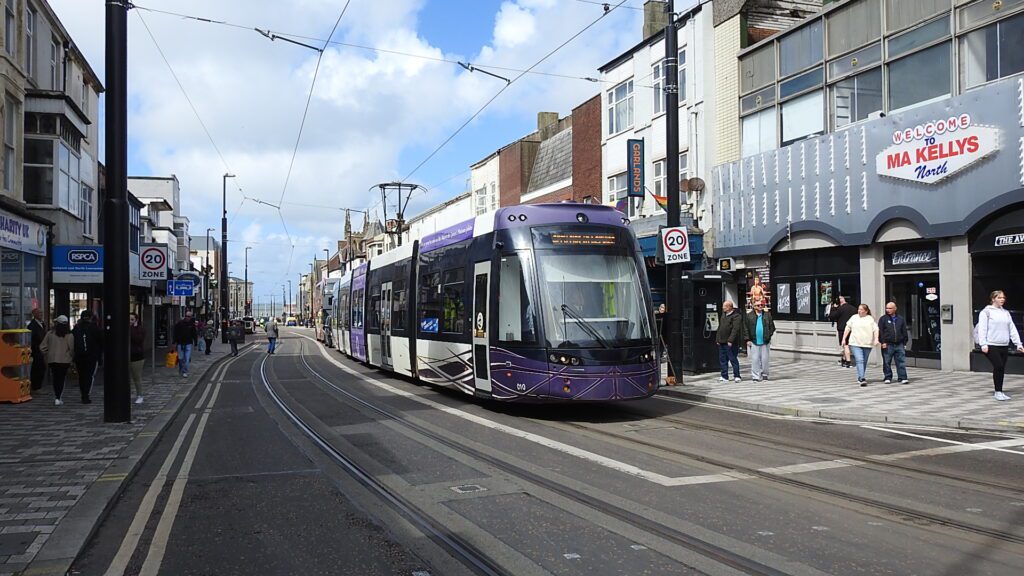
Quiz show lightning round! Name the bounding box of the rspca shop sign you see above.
[53,245,103,283]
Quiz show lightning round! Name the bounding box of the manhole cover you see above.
[449,484,487,494]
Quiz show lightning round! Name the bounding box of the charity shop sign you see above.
[876,113,999,185]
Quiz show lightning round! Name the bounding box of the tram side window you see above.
[352,288,364,329]
[392,279,406,331]
[340,292,350,329]
[369,285,381,330]
[497,254,537,344]
[442,268,465,334]
[419,271,441,325]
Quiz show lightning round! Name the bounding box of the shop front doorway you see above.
[886,275,941,369]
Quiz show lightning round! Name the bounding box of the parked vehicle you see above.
[242,316,255,334]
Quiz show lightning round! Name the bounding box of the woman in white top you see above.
[977,290,1024,401]
[842,304,879,386]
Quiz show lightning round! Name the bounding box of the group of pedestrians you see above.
[716,299,777,382]
[823,296,913,387]
[28,309,102,406]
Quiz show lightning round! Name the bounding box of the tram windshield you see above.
[535,252,651,349]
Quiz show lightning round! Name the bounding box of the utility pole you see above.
[103,0,130,422]
[244,246,251,316]
[281,284,286,317]
[288,279,292,318]
[322,248,330,326]
[204,227,214,319]
[220,173,235,342]
[664,0,683,380]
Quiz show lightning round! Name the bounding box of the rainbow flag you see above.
[651,193,670,211]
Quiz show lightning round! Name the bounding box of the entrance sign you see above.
[661,226,690,264]
[876,113,999,184]
[139,245,168,280]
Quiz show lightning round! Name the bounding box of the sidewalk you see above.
[660,356,1024,433]
[0,341,250,576]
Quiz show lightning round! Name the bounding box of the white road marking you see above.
[563,553,581,560]
[298,335,1024,489]
[630,544,648,550]
[861,426,1024,456]
[811,526,830,532]
[755,531,774,536]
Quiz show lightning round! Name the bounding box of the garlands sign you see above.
[876,113,999,184]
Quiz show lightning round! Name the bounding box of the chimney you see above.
[537,111,558,132]
[643,1,669,41]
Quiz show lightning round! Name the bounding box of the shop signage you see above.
[660,226,690,264]
[884,244,939,271]
[627,139,644,198]
[876,113,999,184]
[994,233,1024,247]
[52,245,103,284]
[0,208,46,256]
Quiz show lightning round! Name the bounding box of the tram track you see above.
[285,338,796,576]
[545,418,1024,548]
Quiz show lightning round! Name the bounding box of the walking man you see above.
[72,310,102,404]
[173,311,198,378]
[878,301,910,384]
[27,308,46,391]
[828,295,857,368]
[716,300,743,382]
[743,299,776,382]
[266,316,279,355]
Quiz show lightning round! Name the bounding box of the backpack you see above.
[973,309,991,348]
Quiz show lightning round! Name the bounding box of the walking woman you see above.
[842,304,879,386]
[977,290,1023,401]
[130,313,146,404]
[39,315,74,406]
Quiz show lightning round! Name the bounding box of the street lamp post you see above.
[204,227,214,320]
[322,248,330,327]
[244,246,252,316]
[287,279,292,319]
[221,173,236,342]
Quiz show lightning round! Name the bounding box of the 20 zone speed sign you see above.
[661,226,690,264]
[140,245,168,280]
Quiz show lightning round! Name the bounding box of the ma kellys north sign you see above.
[876,113,999,185]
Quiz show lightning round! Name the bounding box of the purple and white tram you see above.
[333,203,659,402]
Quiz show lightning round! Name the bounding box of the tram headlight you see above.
[518,214,527,221]
[508,215,516,222]
[569,356,580,366]
[549,353,558,363]
[576,213,588,223]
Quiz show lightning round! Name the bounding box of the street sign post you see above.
[168,280,195,297]
[661,226,690,264]
[139,245,167,281]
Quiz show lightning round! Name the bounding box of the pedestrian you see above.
[203,320,216,355]
[842,304,878,386]
[743,299,776,382]
[72,310,102,404]
[27,307,47,391]
[976,290,1023,401]
[878,301,910,384]
[228,319,243,356]
[828,295,857,368]
[129,313,145,404]
[40,316,74,406]
[172,311,198,378]
[195,318,206,353]
[716,300,743,382]
[266,316,279,355]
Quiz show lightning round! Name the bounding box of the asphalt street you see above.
[73,328,1024,575]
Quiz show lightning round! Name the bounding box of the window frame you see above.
[652,60,664,116]
[24,5,33,77]
[958,8,1024,91]
[49,37,59,91]
[829,66,884,130]
[3,94,15,193]
[653,159,665,208]
[4,0,15,57]
[677,46,687,104]
[606,79,634,136]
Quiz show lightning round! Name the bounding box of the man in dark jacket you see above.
[27,308,46,391]
[173,311,198,377]
[878,301,910,384]
[716,300,743,382]
[72,310,102,403]
[828,295,857,368]
[743,300,777,381]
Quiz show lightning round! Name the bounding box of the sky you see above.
[51,0,648,305]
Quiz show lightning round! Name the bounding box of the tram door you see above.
[473,262,491,393]
[381,282,393,368]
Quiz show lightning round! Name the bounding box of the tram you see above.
[332,203,659,402]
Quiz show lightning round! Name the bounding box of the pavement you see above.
[1,332,1019,574]
[0,339,254,576]
[660,355,1024,433]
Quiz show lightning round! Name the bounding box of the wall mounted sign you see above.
[884,243,939,271]
[627,139,645,198]
[876,113,999,184]
[0,208,46,256]
[52,245,103,283]
[994,233,1024,247]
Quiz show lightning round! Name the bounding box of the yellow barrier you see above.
[0,329,32,403]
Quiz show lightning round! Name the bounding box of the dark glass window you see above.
[442,268,465,334]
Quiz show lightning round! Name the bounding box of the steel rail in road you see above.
[619,403,1024,496]
[549,419,1024,548]
[258,342,505,576]
[289,339,792,576]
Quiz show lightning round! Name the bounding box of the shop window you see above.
[740,44,775,94]
[741,107,777,157]
[497,253,536,345]
[960,11,1024,90]
[827,0,881,57]
[886,17,949,59]
[1,248,21,329]
[888,42,950,111]
[441,268,465,334]
[771,247,861,321]
[830,68,883,129]
[606,79,633,135]
[779,19,823,78]
[780,90,824,147]
[886,0,947,34]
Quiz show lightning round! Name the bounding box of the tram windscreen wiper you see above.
[559,304,612,349]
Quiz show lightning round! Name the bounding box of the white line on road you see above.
[861,426,1024,456]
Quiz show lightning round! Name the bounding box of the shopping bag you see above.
[165,350,178,368]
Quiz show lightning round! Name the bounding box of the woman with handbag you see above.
[977,290,1024,401]
[40,316,75,406]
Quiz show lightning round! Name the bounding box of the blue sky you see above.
[51,0,646,302]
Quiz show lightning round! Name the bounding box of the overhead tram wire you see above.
[400,0,629,183]
[276,0,352,209]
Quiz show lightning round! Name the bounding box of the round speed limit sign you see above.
[661,226,690,264]
[140,246,167,280]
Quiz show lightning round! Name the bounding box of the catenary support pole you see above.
[103,0,131,422]
[664,0,684,381]
[220,173,234,342]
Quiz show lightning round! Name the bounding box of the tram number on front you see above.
[516,383,527,392]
